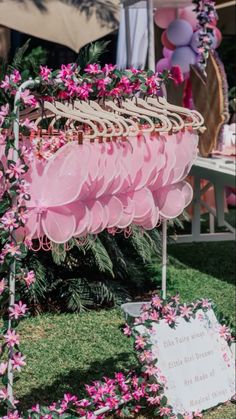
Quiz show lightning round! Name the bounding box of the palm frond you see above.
[8,39,31,72]
[86,236,114,277]
[76,40,110,70]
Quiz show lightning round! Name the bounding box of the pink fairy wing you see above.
[153,185,185,219]
[80,176,105,200]
[139,207,160,230]
[23,159,46,207]
[175,181,193,207]
[67,201,91,237]
[130,188,155,221]
[99,195,123,228]
[117,195,135,229]
[86,200,105,233]
[42,142,90,206]
[143,134,166,188]
[42,206,76,243]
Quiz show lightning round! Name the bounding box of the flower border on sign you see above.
[123,294,234,419]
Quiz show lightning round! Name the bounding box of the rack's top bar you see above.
[121,0,192,9]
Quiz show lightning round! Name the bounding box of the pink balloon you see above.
[154,8,176,29]
[213,26,222,47]
[171,46,197,73]
[161,30,176,51]
[156,57,170,73]
[163,47,173,58]
[180,6,198,30]
[167,19,193,46]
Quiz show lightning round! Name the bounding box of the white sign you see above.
[137,309,235,414]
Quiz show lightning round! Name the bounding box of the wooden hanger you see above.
[147,97,198,128]
[121,98,172,132]
[54,100,111,137]
[42,101,99,140]
[105,100,155,133]
[72,100,122,137]
[135,97,185,132]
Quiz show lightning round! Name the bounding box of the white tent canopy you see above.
[0,0,120,52]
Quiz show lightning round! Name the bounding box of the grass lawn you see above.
[17,235,236,418]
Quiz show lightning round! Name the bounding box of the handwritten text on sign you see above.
[138,309,235,414]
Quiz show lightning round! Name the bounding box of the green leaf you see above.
[160,396,167,406]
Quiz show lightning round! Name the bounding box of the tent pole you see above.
[147,0,155,71]
[124,5,132,67]
[161,220,167,299]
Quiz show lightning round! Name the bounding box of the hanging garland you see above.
[192,0,218,69]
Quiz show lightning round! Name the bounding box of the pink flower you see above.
[0,75,11,90]
[170,65,184,85]
[151,295,162,309]
[18,208,28,225]
[148,383,160,392]
[149,310,159,321]
[184,413,193,419]
[180,304,193,319]
[164,309,177,325]
[2,242,21,257]
[12,352,26,371]
[1,210,19,231]
[11,70,21,84]
[105,396,119,409]
[130,67,141,74]
[23,270,35,287]
[102,64,116,75]
[109,87,122,97]
[219,324,232,341]
[6,159,26,179]
[3,411,22,419]
[31,404,40,413]
[40,65,52,81]
[122,393,132,402]
[58,63,74,79]
[77,82,93,100]
[171,294,180,304]
[0,278,6,295]
[0,103,10,117]
[63,393,78,403]
[139,350,153,363]
[147,395,160,405]
[77,399,90,408]
[84,64,102,74]
[201,299,211,309]
[0,362,8,375]
[9,301,28,320]
[159,406,172,416]
[132,387,145,400]
[194,411,203,418]
[145,365,159,376]
[123,324,132,336]
[4,329,20,348]
[135,335,146,350]
[20,118,37,131]
[96,77,111,94]
[0,387,8,400]
[20,89,37,107]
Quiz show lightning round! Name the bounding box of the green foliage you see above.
[21,226,162,313]
[76,40,110,71]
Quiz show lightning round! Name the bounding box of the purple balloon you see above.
[167,19,193,46]
[170,46,197,73]
[156,57,171,73]
[190,30,217,53]
[163,47,173,58]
